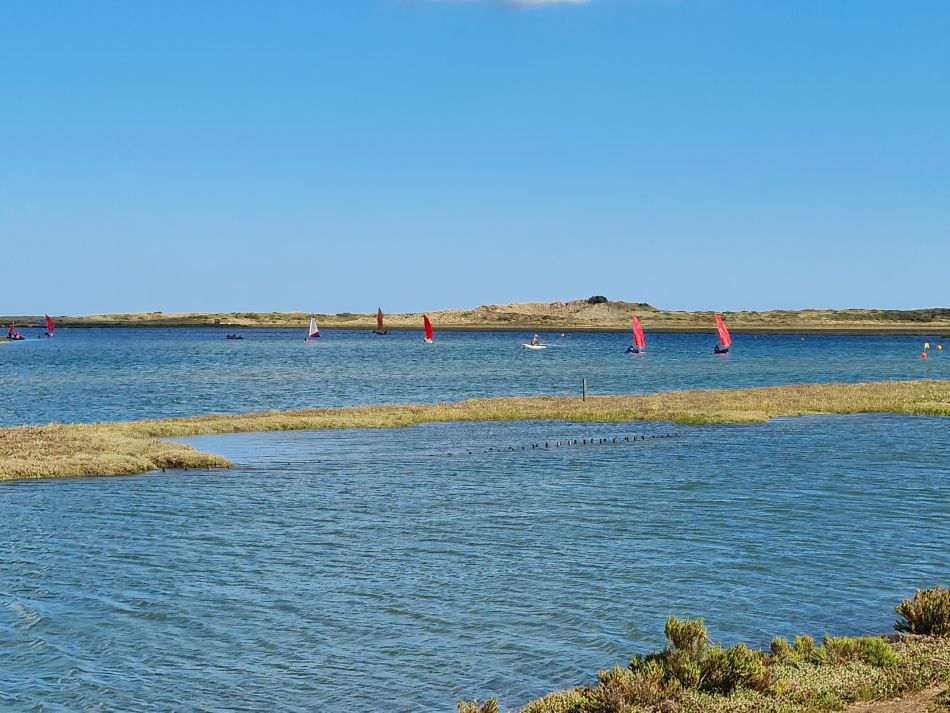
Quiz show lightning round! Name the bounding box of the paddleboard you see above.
[522,344,547,350]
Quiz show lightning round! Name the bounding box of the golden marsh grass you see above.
[1,380,948,481]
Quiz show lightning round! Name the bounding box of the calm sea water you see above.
[1,330,947,711]
[2,416,948,712]
[0,328,945,426]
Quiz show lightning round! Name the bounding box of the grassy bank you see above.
[6,299,950,333]
[460,589,950,713]
[1,380,948,481]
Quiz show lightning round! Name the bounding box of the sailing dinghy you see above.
[45,314,55,338]
[6,322,24,341]
[305,316,321,343]
[627,313,646,354]
[374,308,388,335]
[423,314,434,344]
[714,314,732,354]
[522,333,546,350]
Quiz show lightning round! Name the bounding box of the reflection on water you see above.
[1,415,947,711]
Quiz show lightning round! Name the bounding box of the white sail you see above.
[306,316,320,341]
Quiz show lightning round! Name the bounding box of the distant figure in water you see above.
[530,334,540,346]
[626,345,640,354]
[714,344,729,354]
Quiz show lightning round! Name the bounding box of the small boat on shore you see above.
[305,316,321,343]
[374,308,388,335]
[7,323,24,341]
[626,312,646,354]
[423,314,434,344]
[714,314,732,354]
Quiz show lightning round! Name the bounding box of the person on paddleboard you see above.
[530,334,540,346]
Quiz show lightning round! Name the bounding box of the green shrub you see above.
[770,635,820,666]
[794,635,821,663]
[519,688,591,713]
[457,698,499,713]
[665,617,708,658]
[771,633,897,668]
[470,594,950,713]
[627,618,770,697]
[821,636,899,667]
[595,666,652,712]
[727,643,770,691]
[895,587,950,637]
[769,636,791,658]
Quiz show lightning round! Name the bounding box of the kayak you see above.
[522,344,547,350]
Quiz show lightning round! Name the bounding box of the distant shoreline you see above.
[4,323,950,337]
[5,299,949,336]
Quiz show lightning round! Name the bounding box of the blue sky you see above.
[1,0,948,314]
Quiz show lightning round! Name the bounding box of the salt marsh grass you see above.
[2,380,948,481]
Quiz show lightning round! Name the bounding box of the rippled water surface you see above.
[2,416,947,712]
[0,328,946,425]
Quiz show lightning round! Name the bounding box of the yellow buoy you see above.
[937,345,943,351]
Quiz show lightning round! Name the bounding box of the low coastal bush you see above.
[587,295,608,304]
[508,594,950,713]
[895,587,950,637]
[625,617,770,697]
[457,698,499,713]
[769,634,899,668]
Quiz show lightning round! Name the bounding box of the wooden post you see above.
[582,377,587,401]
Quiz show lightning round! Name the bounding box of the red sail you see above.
[715,313,732,348]
[632,313,646,350]
[45,314,55,336]
[423,314,434,341]
[377,308,384,332]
